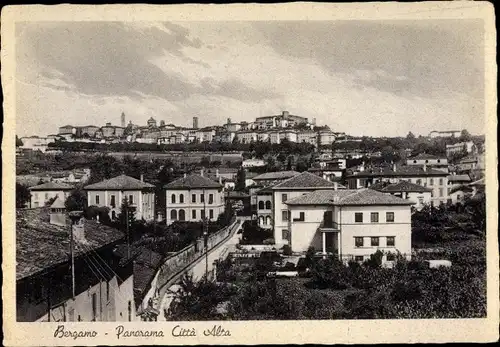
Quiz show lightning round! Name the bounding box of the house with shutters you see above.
[163,172,225,225]
[270,171,343,248]
[285,188,413,263]
[84,175,155,221]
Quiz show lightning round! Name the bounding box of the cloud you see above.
[15,20,485,138]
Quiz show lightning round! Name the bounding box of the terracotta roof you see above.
[449,185,474,195]
[380,181,432,193]
[252,171,300,181]
[164,174,222,189]
[29,181,74,191]
[469,178,485,186]
[50,196,66,209]
[447,174,471,182]
[272,172,339,190]
[408,153,443,160]
[286,188,414,206]
[84,175,155,190]
[16,208,124,280]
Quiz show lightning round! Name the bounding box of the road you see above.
[157,217,246,320]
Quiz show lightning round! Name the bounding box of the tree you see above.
[235,167,246,191]
[65,187,88,211]
[16,135,23,147]
[460,129,472,142]
[265,156,277,172]
[406,131,416,141]
[286,156,294,170]
[16,183,30,208]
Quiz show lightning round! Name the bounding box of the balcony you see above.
[318,219,340,232]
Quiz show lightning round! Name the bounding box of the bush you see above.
[282,245,292,256]
[263,238,275,245]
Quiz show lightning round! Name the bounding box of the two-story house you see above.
[164,173,224,225]
[84,175,155,221]
[345,164,449,206]
[285,188,413,263]
[29,181,74,208]
[271,172,342,248]
[369,181,433,210]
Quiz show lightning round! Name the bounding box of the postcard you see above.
[2,2,498,345]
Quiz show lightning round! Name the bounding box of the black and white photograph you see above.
[2,2,498,345]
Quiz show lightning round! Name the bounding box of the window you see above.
[171,194,176,204]
[386,212,395,223]
[170,209,177,220]
[179,209,185,221]
[209,194,214,204]
[355,213,363,223]
[282,194,287,202]
[439,178,444,186]
[437,159,441,163]
[258,201,265,209]
[128,195,134,204]
[106,282,110,301]
[209,209,214,219]
[418,196,424,204]
[45,193,49,200]
[416,179,422,186]
[111,211,116,220]
[192,194,196,203]
[371,237,379,246]
[370,212,379,223]
[355,237,364,247]
[413,160,417,163]
[282,210,289,221]
[95,195,100,205]
[192,210,197,219]
[200,194,205,203]
[299,212,305,221]
[201,210,206,219]
[387,236,395,247]
[425,160,429,163]
[430,178,434,186]
[439,188,444,197]
[387,253,395,261]
[355,256,364,262]
[110,195,116,208]
[179,194,184,203]
[282,229,289,240]
[265,201,271,209]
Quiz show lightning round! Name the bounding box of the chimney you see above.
[200,169,204,177]
[49,197,67,226]
[227,118,232,125]
[282,111,289,117]
[72,218,87,244]
[219,176,222,184]
[140,174,144,182]
[333,182,338,191]
[216,168,220,178]
[312,118,316,125]
[183,173,187,178]
[423,163,427,172]
[193,117,199,129]
[96,214,100,223]
[393,162,397,172]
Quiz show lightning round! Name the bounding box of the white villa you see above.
[285,189,413,263]
[164,173,224,225]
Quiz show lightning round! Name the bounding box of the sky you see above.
[16,20,485,138]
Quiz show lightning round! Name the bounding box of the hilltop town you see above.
[15,108,486,322]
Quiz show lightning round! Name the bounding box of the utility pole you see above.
[68,211,83,300]
[126,207,130,259]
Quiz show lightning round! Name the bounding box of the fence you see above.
[153,217,238,300]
